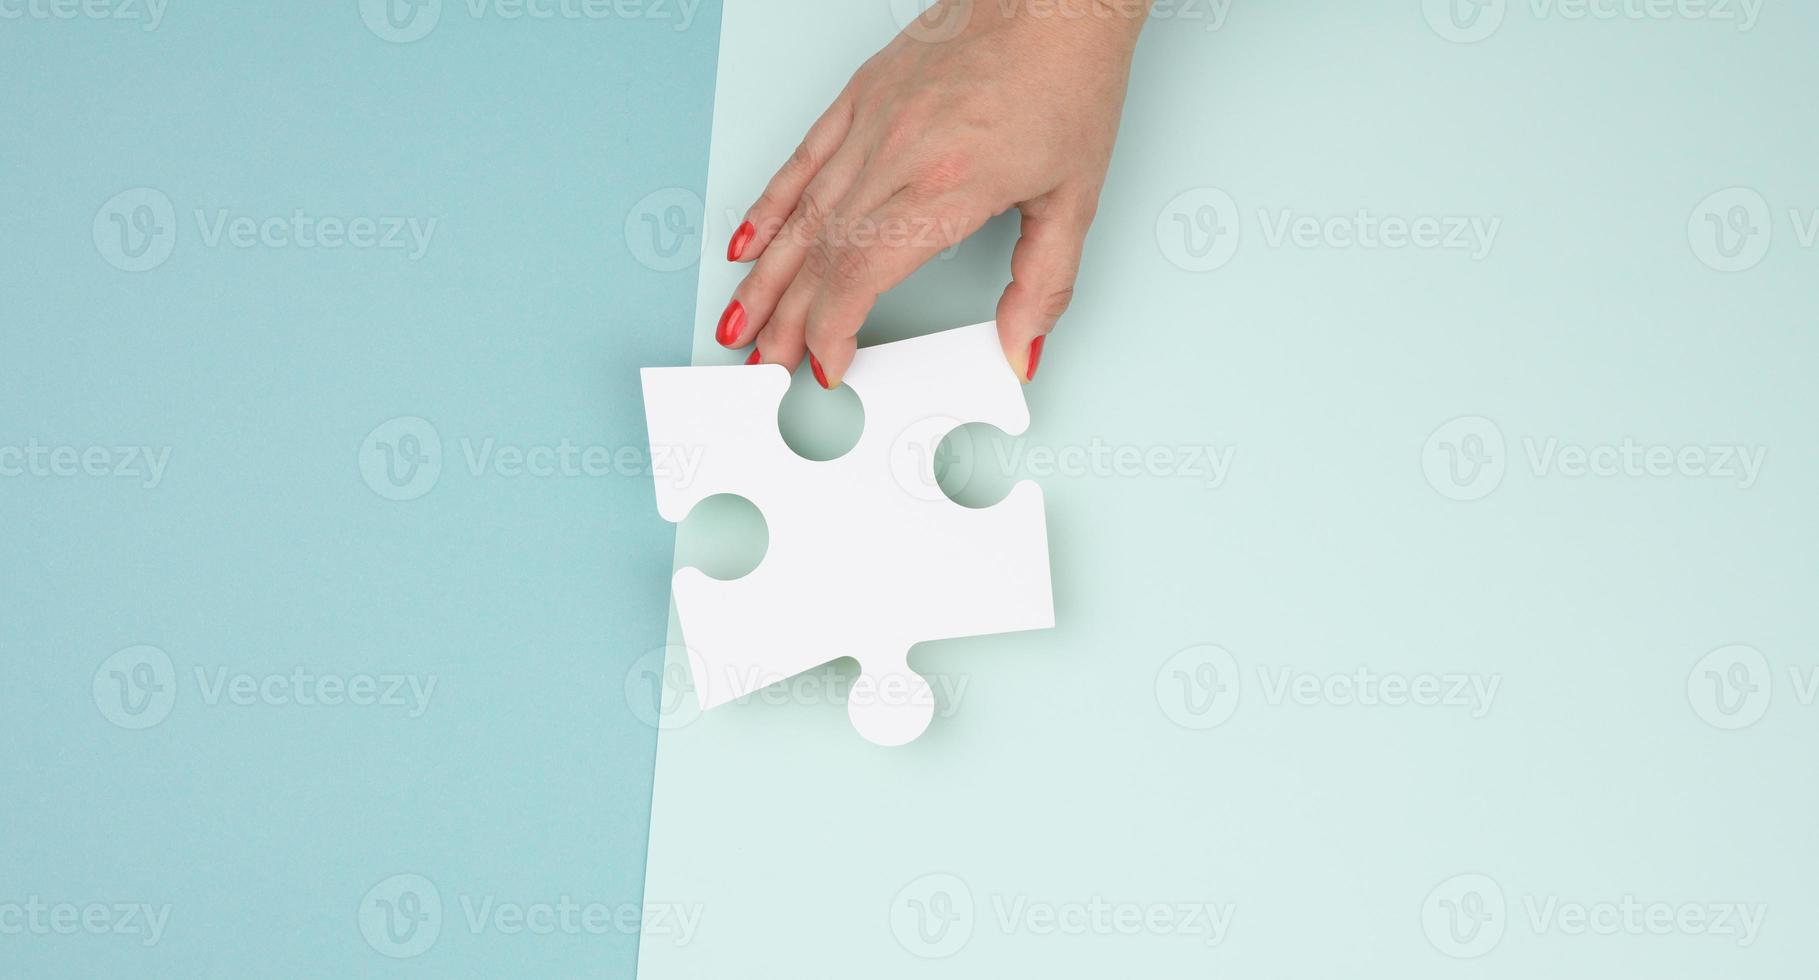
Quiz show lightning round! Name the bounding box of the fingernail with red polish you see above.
[810,353,831,389]
[745,348,762,365]
[727,220,755,261]
[1025,335,1046,382]
[715,299,745,347]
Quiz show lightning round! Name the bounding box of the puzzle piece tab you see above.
[641,322,1054,745]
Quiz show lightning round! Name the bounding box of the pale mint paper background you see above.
[642,1,1819,977]
[1,3,719,977]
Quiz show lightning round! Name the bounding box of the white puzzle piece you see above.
[641,321,1054,746]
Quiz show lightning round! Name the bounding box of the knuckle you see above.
[1040,285,1076,321]
[876,125,907,158]
[908,152,974,197]
[878,115,922,156]
[807,309,859,349]
[751,202,791,242]
[785,139,818,175]
[831,246,873,289]
[792,191,831,233]
[806,241,872,291]
[802,239,838,281]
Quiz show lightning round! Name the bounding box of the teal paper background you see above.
[1,3,719,976]
[641,1,1819,978]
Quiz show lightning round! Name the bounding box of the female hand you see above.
[714,0,1150,386]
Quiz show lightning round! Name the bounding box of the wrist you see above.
[1008,0,1151,48]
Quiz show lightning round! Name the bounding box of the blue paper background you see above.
[1,3,719,975]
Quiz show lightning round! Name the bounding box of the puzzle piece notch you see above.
[642,321,1054,745]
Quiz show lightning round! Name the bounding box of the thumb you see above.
[996,191,1093,383]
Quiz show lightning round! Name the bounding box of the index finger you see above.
[728,94,855,263]
[802,193,984,386]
